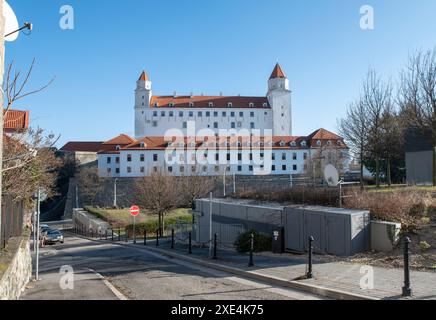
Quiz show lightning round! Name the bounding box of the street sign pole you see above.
[133,215,136,244]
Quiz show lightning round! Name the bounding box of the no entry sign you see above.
[130,205,140,217]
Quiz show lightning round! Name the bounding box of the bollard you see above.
[307,236,314,279]
[91,229,94,239]
[111,229,114,242]
[118,228,121,242]
[171,229,175,249]
[188,232,192,254]
[105,230,108,240]
[156,229,159,247]
[133,228,136,244]
[125,229,128,242]
[248,233,254,267]
[402,237,412,297]
[144,230,147,246]
[213,233,218,260]
[99,231,102,240]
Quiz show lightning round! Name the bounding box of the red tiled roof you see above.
[98,130,347,153]
[60,142,104,153]
[150,96,270,109]
[4,109,29,133]
[138,71,149,81]
[102,134,135,145]
[269,63,287,79]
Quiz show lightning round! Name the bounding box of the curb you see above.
[115,240,379,301]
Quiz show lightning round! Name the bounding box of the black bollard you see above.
[144,230,147,246]
[171,229,175,249]
[248,233,254,267]
[188,232,192,254]
[111,229,114,242]
[402,237,412,297]
[118,228,121,242]
[213,233,218,260]
[105,229,108,240]
[91,229,94,239]
[125,229,128,242]
[133,228,136,244]
[307,236,314,279]
[156,229,159,247]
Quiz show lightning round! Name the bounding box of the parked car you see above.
[44,230,64,245]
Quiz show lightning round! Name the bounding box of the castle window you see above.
[161,111,165,117]
[290,141,297,147]
[231,122,236,129]
[189,111,194,117]
[140,167,145,173]
[293,165,298,171]
[115,168,120,174]
[214,111,218,117]
[206,111,211,117]
[230,112,235,117]
[227,102,233,108]
[140,154,145,162]
[169,111,174,117]
[250,112,255,117]
[153,111,158,117]
[168,166,173,173]
[127,167,132,173]
[182,122,187,129]
[249,103,254,108]
[301,141,307,147]
[282,153,286,160]
[304,153,308,160]
[222,111,227,117]
[168,102,174,107]
[154,102,159,107]
[239,112,244,117]
[208,102,214,107]
[140,142,145,148]
[106,157,111,164]
[189,102,194,107]
[250,122,255,129]
[293,153,297,160]
[282,165,287,171]
[214,122,218,129]
[115,157,120,164]
[153,154,158,162]
[198,111,203,117]
[127,154,132,162]
[179,111,184,117]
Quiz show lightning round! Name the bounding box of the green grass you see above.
[364,185,436,194]
[85,206,191,228]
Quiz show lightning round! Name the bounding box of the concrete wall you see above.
[72,208,110,234]
[0,233,32,300]
[370,220,401,252]
[406,150,433,185]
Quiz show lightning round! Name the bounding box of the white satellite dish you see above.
[3,1,19,42]
[324,164,339,187]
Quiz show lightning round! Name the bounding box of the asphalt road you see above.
[22,233,323,300]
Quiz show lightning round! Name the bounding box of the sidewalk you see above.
[126,238,436,300]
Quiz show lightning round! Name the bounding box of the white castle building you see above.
[134,63,292,138]
[97,64,349,178]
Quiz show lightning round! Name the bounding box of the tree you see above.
[76,167,102,206]
[178,175,217,210]
[2,128,61,206]
[362,69,393,187]
[132,171,183,236]
[398,48,436,185]
[338,100,370,188]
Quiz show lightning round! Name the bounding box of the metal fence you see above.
[1,195,25,249]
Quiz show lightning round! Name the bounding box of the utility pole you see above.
[35,187,41,281]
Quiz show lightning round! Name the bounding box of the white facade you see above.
[134,64,292,139]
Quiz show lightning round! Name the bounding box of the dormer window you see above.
[227,102,233,108]
[208,102,214,107]
[279,141,285,147]
[115,145,121,151]
[290,141,297,147]
[139,142,145,148]
[168,102,175,107]
[189,102,194,107]
[337,141,342,146]
[316,140,322,146]
[249,102,254,108]
[301,141,307,147]
[263,103,268,108]
[327,140,332,146]
[153,102,159,107]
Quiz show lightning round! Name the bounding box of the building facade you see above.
[134,64,292,138]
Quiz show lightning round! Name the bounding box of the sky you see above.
[4,0,436,148]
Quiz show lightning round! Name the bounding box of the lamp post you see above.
[113,178,118,208]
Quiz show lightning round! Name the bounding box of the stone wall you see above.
[0,232,32,300]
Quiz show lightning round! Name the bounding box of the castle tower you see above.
[135,71,152,138]
[267,63,292,136]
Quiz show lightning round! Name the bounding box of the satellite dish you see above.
[324,164,339,187]
[3,1,19,42]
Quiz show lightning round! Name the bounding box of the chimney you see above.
[173,90,177,98]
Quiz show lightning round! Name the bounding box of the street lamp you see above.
[113,178,118,208]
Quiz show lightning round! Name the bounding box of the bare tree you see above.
[179,175,217,209]
[76,167,102,206]
[132,171,183,236]
[338,100,370,188]
[362,69,393,187]
[398,49,436,185]
[3,128,61,206]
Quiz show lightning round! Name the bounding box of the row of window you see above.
[152,102,268,108]
[106,164,301,175]
[107,152,308,164]
[178,121,257,129]
[151,110,266,118]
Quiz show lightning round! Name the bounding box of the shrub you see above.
[234,230,272,253]
[125,214,192,236]
[419,241,432,251]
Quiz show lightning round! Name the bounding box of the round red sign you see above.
[130,205,140,217]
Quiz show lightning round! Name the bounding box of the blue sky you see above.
[5,0,436,147]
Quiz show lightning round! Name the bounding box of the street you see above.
[22,233,324,300]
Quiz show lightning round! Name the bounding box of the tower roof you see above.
[269,63,287,79]
[138,70,150,81]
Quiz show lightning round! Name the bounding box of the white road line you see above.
[87,268,128,300]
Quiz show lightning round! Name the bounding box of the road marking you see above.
[87,268,128,300]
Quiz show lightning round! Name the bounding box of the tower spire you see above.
[269,63,287,79]
[138,70,150,81]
